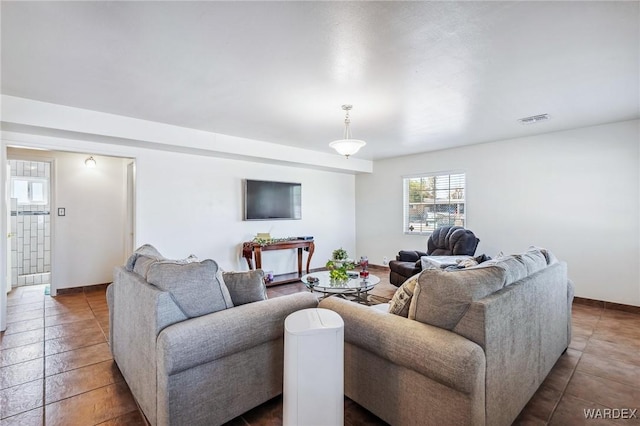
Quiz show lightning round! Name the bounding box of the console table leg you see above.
[242,242,254,270]
[255,247,263,270]
[305,242,315,274]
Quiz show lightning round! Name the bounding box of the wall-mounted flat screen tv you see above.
[244,179,302,220]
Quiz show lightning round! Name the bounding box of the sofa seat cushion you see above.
[147,259,234,318]
[388,272,420,317]
[222,270,268,306]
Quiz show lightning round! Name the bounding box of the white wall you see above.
[2,96,372,174]
[0,95,360,289]
[136,149,356,273]
[356,120,640,306]
[8,149,129,289]
[54,152,129,289]
[1,134,357,287]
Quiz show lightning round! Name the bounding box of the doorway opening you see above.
[8,159,52,289]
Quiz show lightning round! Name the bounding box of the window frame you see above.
[402,171,466,235]
[10,176,50,206]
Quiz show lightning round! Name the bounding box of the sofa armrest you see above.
[319,297,485,394]
[396,250,420,262]
[106,283,114,350]
[567,278,575,347]
[110,267,189,426]
[157,292,318,375]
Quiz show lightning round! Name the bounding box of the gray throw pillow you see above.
[514,247,547,276]
[132,254,163,278]
[125,244,166,271]
[128,244,198,280]
[222,270,268,306]
[147,259,234,318]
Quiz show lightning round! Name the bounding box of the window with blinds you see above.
[403,172,466,234]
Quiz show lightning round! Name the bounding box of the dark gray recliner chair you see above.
[388,226,480,286]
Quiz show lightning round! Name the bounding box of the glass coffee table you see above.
[301,271,380,305]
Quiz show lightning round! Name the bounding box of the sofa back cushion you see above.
[147,259,234,318]
[408,247,550,330]
[477,247,547,286]
[409,265,506,329]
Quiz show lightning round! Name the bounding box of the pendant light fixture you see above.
[329,104,366,158]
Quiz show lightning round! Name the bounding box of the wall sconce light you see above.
[85,156,97,168]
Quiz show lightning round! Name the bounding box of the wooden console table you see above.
[242,239,315,286]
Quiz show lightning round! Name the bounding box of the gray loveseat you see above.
[106,246,318,426]
[320,248,573,426]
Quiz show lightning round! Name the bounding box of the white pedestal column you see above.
[283,308,344,426]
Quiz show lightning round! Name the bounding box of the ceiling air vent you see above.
[518,113,550,124]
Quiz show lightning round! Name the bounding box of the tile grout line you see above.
[40,288,126,425]
[41,289,46,426]
[547,305,604,424]
[573,308,640,390]
[84,288,110,341]
[547,350,583,424]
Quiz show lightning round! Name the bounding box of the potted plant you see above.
[326,248,355,284]
[332,248,348,261]
[330,247,350,268]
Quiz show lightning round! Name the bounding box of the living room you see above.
[1,1,639,425]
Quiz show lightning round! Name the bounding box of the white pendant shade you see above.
[330,104,366,158]
[329,139,366,157]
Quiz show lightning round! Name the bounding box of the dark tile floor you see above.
[2,282,639,425]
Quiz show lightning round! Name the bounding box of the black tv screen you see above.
[244,180,302,220]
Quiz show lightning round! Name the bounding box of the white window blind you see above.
[403,172,466,234]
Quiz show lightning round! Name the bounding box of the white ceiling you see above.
[2,1,639,160]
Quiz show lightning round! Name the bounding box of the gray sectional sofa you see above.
[319,247,574,426]
[106,245,318,426]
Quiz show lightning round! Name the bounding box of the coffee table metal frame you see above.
[301,271,380,305]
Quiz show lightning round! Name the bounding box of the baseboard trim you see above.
[368,264,390,271]
[573,296,640,314]
[56,283,111,295]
